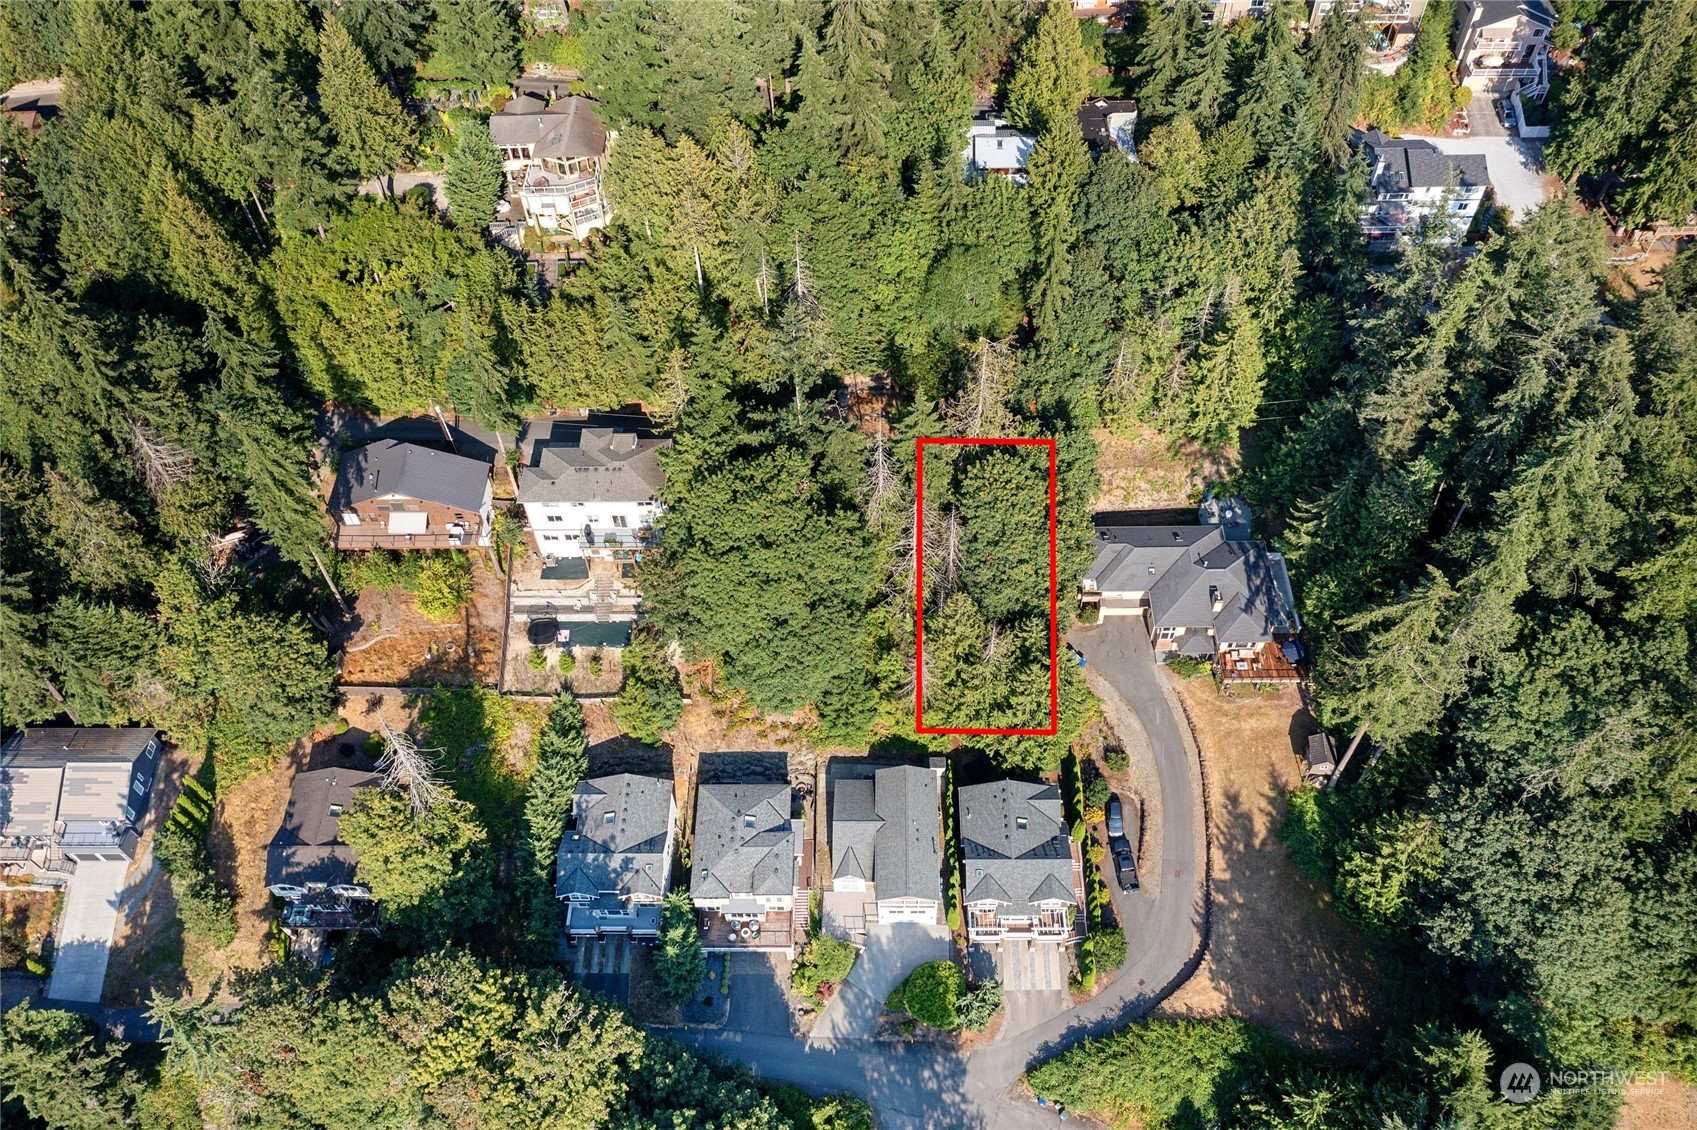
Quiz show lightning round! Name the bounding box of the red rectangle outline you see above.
[914,437,1059,736]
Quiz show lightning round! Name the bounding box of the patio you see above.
[699,907,794,953]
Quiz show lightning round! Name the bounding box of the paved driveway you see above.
[975,940,1069,1040]
[726,952,796,1035]
[45,860,130,1004]
[809,922,952,1041]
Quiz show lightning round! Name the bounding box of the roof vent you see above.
[1172,530,1182,541]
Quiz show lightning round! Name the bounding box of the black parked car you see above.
[1112,842,1139,891]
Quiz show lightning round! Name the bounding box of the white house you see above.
[1453,0,1554,100]
[489,93,613,241]
[1356,129,1490,244]
[963,114,1039,184]
[518,427,669,562]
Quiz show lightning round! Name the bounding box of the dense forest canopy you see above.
[1,0,1695,1127]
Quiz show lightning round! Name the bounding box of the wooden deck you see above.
[1215,640,1304,684]
[698,908,794,953]
[330,530,482,551]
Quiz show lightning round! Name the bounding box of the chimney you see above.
[1210,586,1224,613]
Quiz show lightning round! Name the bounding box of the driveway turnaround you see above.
[678,619,1210,1128]
[810,922,952,1041]
[45,860,131,1004]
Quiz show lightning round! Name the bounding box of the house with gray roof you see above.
[1083,497,1303,682]
[691,782,805,952]
[0,728,161,878]
[519,427,670,562]
[1357,129,1491,245]
[829,764,943,926]
[557,773,676,938]
[265,769,382,946]
[329,439,494,550]
[490,93,611,241]
[957,780,1082,944]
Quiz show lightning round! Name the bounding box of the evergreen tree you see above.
[423,0,519,90]
[1135,0,1204,119]
[337,0,429,75]
[799,0,893,160]
[0,1003,136,1129]
[581,0,667,130]
[443,118,505,228]
[318,13,416,185]
[1303,4,1366,166]
[1004,0,1092,136]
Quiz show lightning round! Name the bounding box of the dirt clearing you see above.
[338,551,505,686]
[1154,676,1382,1052]
[1092,425,1236,513]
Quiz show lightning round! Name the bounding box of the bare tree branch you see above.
[376,719,448,817]
[126,418,195,499]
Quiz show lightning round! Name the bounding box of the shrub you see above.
[414,552,473,621]
[1086,927,1127,973]
[1166,654,1209,679]
[155,823,238,947]
[24,956,49,976]
[653,890,705,1004]
[1104,746,1130,773]
[955,979,1003,1031]
[1076,602,1100,624]
[1084,775,1113,809]
[792,934,857,999]
[900,960,963,1030]
[527,646,548,671]
[1025,1018,1279,1127]
[559,650,576,675]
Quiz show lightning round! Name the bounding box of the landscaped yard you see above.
[1154,676,1383,1052]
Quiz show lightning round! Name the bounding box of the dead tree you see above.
[951,338,1016,438]
[127,418,195,499]
[375,720,448,816]
[865,431,897,531]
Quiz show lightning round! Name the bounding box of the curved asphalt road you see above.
[676,621,1208,1128]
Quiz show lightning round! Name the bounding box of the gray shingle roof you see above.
[489,95,606,161]
[1471,0,1556,29]
[265,769,382,888]
[518,428,670,505]
[958,780,1076,914]
[556,774,674,900]
[830,767,942,902]
[872,765,941,903]
[831,778,880,884]
[331,440,492,513]
[1088,515,1301,645]
[1361,130,1490,192]
[691,782,796,900]
[0,728,159,840]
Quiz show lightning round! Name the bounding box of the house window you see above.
[329,804,344,818]
[1158,627,1178,640]
[1015,817,1028,830]
[613,515,628,528]
[123,805,135,822]
[340,511,360,526]
[603,811,616,825]
[546,514,565,523]
[131,777,146,796]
